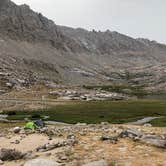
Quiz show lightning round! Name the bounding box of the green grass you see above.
[0,122,24,130]
[150,118,166,127]
[3,100,166,126]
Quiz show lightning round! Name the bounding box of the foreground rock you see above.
[36,141,69,152]
[119,129,143,139]
[0,148,24,161]
[83,160,108,166]
[13,127,21,134]
[100,135,118,144]
[0,123,166,166]
[24,158,59,166]
[119,129,166,148]
[0,160,4,165]
[140,135,166,148]
[36,138,78,152]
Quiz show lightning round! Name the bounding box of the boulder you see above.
[119,129,143,139]
[143,123,152,127]
[100,135,118,144]
[23,151,38,160]
[13,127,21,134]
[0,148,24,161]
[24,158,58,166]
[0,160,4,165]
[140,135,166,148]
[83,160,108,166]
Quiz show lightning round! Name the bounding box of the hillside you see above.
[0,0,166,93]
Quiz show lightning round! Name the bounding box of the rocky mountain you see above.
[0,0,166,92]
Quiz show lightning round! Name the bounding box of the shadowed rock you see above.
[0,148,24,161]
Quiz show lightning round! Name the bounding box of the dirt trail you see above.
[127,116,164,125]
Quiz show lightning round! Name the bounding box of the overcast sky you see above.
[13,0,166,44]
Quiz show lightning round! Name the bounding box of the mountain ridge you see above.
[0,0,166,93]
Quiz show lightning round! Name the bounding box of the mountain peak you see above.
[0,0,14,7]
[19,4,30,9]
[0,0,166,89]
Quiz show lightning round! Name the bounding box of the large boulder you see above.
[119,129,143,139]
[0,148,24,161]
[83,160,108,166]
[24,158,59,166]
[13,127,21,134]
[140,135,166,148]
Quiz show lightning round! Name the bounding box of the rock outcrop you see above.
[24,159,59,166]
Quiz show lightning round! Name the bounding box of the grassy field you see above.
[0,122,24,132]
[151,118,166,127]
[3,100,166,126]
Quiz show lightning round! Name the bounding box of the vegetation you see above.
[3,100,166,126]
[150,118,166,127]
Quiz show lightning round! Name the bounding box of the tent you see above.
[34,120,45,128]
[24,122,38,130]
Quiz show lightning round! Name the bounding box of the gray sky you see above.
[13,0,166,44]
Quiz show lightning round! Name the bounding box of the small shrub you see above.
[31,114,41,119]
[7,111,16,116]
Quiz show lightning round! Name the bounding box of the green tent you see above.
[24,122,38,130]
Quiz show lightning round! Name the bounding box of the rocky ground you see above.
[0,123,166,166]
[0,84,133,112]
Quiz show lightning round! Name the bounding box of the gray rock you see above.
[100,122,110,125]
[0,160,4,165]
[67,134,76,140]
[24,159,58,166]
[100,135,118,144]
[23,151,38,160]
[58,155,68,161]
[13,127,21,134]
[83,160,108,166]
[36,142,65,152]
[140,135,166,148]
[19,130,26,134]
[119,129,143,139]
[76,123,87,126]
[0,148,24,161]
[14,140,20,144]
[143,123,152,127]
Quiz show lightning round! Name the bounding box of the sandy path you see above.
[0,134,63,153]
[0,134,50,153]
[127,116,164,125]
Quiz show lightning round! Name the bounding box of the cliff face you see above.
[0,0,166,92]
[0,0,86,52]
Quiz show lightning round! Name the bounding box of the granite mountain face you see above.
[0,0,166,92]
